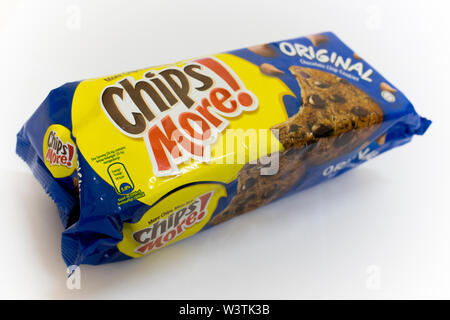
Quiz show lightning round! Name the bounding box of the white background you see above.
[0,0,449,299]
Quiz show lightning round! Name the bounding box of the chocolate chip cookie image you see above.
[273,66,383,165]
[209,67,383,226]
[209,148,307,226]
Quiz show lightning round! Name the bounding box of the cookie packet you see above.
[16,32,430,266]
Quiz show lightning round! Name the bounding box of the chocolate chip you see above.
[234,206,244,214]
[351,106,369,117]
[376,134,386,145]
[334,132,353,147]
[248,44,277,58]
[314,80,330,88]
[308,94,326,108]
[278,170,292,180]
[260,63,284,76]
[312,124,334,138]
[289,124,299,132]
[242,178,256,190]
[307,34,329,46]
[337,78,349,85]
[262,189,274,198]
[329,94,346,103]
[380,82,397,93]
[353,52,362,60]
[299,70,310,79]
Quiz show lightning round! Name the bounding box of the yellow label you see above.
[71,53,294,257]
[43,124,77,178]
[118,183,226,258]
